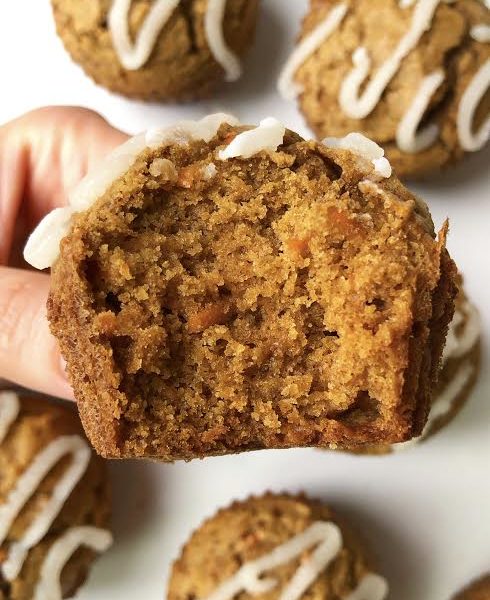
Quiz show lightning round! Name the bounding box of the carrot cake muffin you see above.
[168,493,388,600]
[343,276,481,454]
[453,574,490,600]
[0,392,112,600]
[24,114,457,461]
[51,0,259,101]
[278,0,490,178]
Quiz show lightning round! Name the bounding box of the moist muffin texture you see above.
[290,0,490,178]
[47,121,457,461]
[342,277,481,454]
[51,0,259,101]
[0,396,111,600]
[168,493,384,600]
[453,575,490,600]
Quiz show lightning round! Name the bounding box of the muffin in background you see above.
[51,0,259,101]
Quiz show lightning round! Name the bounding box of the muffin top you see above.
[0,392,111,600]
[51,0,259,100]
[169,493,387,600]
[279,0,490,177]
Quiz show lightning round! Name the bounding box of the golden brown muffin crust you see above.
[51,0,259,101]
[341,277,481,454]
[295,0,490,178]
[0,396,111,600]
[48,123,457,460]
[454,575,490,600]
[168,493,381,600]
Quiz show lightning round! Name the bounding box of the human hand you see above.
[0,107,128,399]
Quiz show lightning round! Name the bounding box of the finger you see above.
[0,136,28,264]
[0,266,74,400]
[0,106,128,264]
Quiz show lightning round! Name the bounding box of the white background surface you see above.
[1,1,489,599]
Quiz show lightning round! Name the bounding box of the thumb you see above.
[0,266,74,400]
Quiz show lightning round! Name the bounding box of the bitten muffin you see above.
[453,575,490,600]
[0,392,112,600]
[51,0,259,101]
[168,493,388,600]
[343,276,481,454]
[24,114,457,461]
[278,0,490,178]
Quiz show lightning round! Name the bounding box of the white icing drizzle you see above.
[0,392,20,445]
[70,133,149,213]
[340,0,441,119]
[457,59,490,151]
[204,0,242,81]
[0,436,92,580]
[471,24,490,42]
[428,362,474,423]
[443,301,481,362]
[277,3,348,100]
[145,113,239,148]
[24,113,238,271]
[376,1,490,153]
[0,405,111,592]
[280,0,489,155]
[202,521,387,600]
[34,527,113,600]
[109,0,180,70]
[322,133,392,178]
[23,207,76,271]
[395,361,475,450]
[396,70,445,153]
[344,574,389,600]
[219,117,286,160]
[109,0,241,80]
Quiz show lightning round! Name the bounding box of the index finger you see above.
[0,107,128,265]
